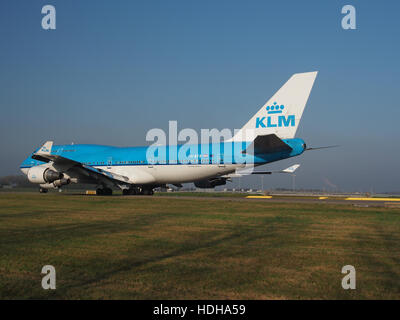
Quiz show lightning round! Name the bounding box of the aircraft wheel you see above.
[104,188,113,195]
[96,188,104,195]
[142,189,154,195]
[39,187,48,194]
[123,188,137,195]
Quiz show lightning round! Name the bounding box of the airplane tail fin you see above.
[231,71,318,141]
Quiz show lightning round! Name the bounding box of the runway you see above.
[144,194,400,208]
[64,190,400,208]
[244,195,400,207]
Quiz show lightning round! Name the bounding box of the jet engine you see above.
[194,178,227,189]
[40,178,71,189]
[27,166,63,184]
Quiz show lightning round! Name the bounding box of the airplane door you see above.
[107,157,112,169]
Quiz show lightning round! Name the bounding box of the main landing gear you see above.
[122,187,154,196]
[96,187,113,196]
[122,188,137,195]
[141,188,154,195]
[96,186,154,196]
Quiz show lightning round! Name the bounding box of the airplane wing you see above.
[32,141,131,186]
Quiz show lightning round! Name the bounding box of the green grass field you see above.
[0,193,399,299]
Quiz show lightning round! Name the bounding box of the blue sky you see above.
[1,0,399,192]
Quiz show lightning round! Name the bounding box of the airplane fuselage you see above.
[19,71,318,194]
[20,138,305,186]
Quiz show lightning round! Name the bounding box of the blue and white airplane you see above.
[20,72,318,195]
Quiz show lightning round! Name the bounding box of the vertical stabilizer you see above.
[231,71,318,141]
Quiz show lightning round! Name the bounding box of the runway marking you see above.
[345,197,400,202]
[246,196,272,199]
[245,196,400,202]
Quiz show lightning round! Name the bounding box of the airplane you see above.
[20,71,319,195]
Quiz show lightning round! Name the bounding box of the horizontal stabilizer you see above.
[281,164,300,173]
[305,145,339,151]
[245,164,300,175]
[223,164,300,177]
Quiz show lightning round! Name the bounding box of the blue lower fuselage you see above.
[20,138,306,170]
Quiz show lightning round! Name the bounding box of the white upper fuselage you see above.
[20,139,305,186]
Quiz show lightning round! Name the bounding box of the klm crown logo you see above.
[266,102,284,114]
[255,102,295,128]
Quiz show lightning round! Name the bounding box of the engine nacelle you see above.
[27,166,63,184]
[194,178,227,189]
[40,178,71,189]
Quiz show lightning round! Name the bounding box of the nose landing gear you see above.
[39,187,48,194]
